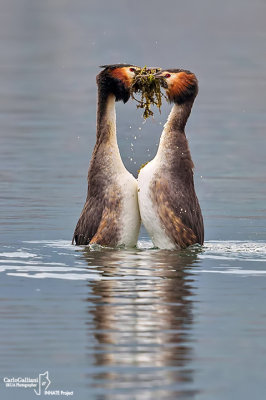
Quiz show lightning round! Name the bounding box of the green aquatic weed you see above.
[130,66,166,119]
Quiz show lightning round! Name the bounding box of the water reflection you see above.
[82,247,200,398]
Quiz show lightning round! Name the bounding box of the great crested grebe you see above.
[138,69,204,249]
[73,64,141,246]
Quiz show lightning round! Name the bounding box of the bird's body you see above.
[73,65,141,247]
[138,69,204,249]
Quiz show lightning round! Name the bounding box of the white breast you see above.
[137,159,176,250]
[118,171,141,247]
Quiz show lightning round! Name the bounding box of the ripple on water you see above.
[0,239,265,280]
[200,240,266,274]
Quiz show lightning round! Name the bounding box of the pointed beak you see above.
[153,72,168,88]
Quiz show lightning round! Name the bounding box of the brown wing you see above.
[72,196,103,245]
[89,188,122,246]
[152,176,204,248]
[72,186,122,246]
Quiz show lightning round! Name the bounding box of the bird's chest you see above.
[137,160,157,219]
[117,171,140,246]
[137,160,175,249]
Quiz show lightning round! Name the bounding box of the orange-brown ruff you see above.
[73,64,141,246]
[137,69,204,249]
[110,68,131,88]
[167,71,198,104]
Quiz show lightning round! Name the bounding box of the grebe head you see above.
[97,64,140,103]
[155,69,198,104]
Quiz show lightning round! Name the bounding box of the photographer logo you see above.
[2,371,73,396]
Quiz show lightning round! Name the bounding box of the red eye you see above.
[130,67,136,72]
[164,73,171,78]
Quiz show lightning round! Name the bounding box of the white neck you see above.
[96,94,125,171]
[104,94,117,144]
[155,104,179,161]
[155,103,190,163]
[164,103,184,132]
